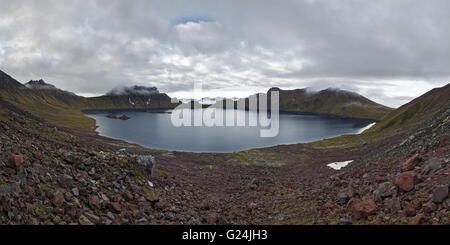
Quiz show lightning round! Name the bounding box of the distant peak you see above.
[25,79,58,90]
[106,85,160,96]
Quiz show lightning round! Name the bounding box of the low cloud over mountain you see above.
[106,85,160,96]
[0,0,449,107]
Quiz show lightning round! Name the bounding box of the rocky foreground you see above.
[0,94,448,225]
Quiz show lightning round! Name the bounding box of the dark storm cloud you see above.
[0,0,449,107]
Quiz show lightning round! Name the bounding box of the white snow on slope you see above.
[327,160,353,170]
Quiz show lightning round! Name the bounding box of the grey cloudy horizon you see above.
[0,0,449,107]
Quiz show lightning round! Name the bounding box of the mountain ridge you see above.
[209,87,393,121]
[0,69,415,131]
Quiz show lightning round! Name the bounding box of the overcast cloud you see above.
[0,0,449,107]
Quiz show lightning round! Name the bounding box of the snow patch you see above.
[357,123,376,134]
[327,160,353,170]
[129,98,135,105]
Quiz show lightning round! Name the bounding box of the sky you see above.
[0,0,449,108]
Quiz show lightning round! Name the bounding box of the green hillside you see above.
[272,88,393,120]
[309,82,449,149]
[367,83,450,133]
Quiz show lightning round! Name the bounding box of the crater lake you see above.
[85,109,375,153]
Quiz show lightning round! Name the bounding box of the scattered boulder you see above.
[386,198,401,214]
[350,199,377,220]
[432,186,449,203]
[206,213,218,224]
[422,202,436,213]
[404,204,416,217]
[106,212,115,221]
[154,201,166,210]
[337,192,349,205]
[109,202,122,213]
[59,174,73,187]
[79,215,94,225]
[136,218,149,225]
[136,155,156,179]
[123,190,133,201]
[246,202,257,212]
[377,182,393,198]
[72,187,79,197]
[34,152,43,160]
[88,195,101,209]
[425,158,442,173]
[410,215,425,225]
[84,212,101,224]
[62,152,75,164]
[402,154,422,172]
[394,171,416,192]
[8,153,24,170]
[338,218,352,225]
[53,192,65,207]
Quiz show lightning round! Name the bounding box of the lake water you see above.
[85,110,375,153]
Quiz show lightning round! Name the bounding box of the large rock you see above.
[62,151,75,164]
[402,154,422,172]
[394,171,416,192]
[422,202,436,213]
[109,202,122,213]
[72,187,79,197]
[136,218,149,225]
[154,200,166,210]
[337,192,349,205]
[53,192,65,207]
[377,182,393,198]
[386,197,401,214]
[206,213,218,224]
[88,195,101,209]
[79,215,94,225]
[426,158,442,173]
[136,155,156,179]
[8,153,24,170]
[410,215,425,225]
[350,199,377,220]
[432,186,449,203]
[404,204,416,217]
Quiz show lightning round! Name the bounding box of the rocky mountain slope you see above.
[0,98,166,225]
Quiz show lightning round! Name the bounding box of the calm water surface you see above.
[86,110,375,153]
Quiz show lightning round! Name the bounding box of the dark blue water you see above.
[85,110,375,153]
